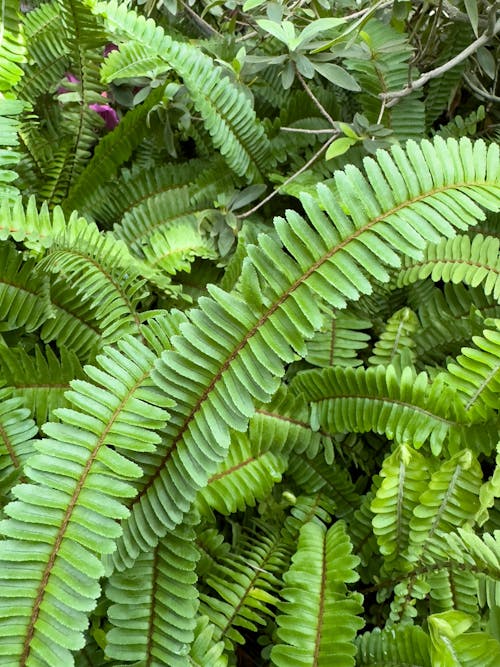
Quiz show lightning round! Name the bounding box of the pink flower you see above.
[89,103,119,130]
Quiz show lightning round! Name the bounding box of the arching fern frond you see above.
[271,520,364,667]
[397,234,500,299]
[112,137,500,571]
[197,431,287,516]
[92,0,272,181]
[292,364,467,455]
[0,336,173,665]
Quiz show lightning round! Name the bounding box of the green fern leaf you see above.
[368,307,418,367]
[271,520,364,667]
[0,336,173,665]
[356,625,431,666]
[105,514,199,666]
[371,443,430,566]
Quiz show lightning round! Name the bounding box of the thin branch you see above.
[464,73,500,103]
[236,134,338,220]
[295,68,336,127]
[380,18,500,108]
[281,126,337,134]
[181,1,220,37]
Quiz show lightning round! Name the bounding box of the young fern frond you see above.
[0,337,173,666]
[111,136,500,572]
[408,450,482,564]
[356,625,431,667]
[271,520,364,667]
[371,444,430,569]
[0,98,26,201]
[368,307,418,367]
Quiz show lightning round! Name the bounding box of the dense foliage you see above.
[2,0,500,665]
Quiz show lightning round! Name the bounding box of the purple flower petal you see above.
[104,43,119,57]
[89,103,119,130]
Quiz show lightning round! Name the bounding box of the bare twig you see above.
[281,126,337,134]
[464,73,500,104]
[181,1,220,37]
[236,133,338,220]
[295,68,336,127]
[380,18,500,108]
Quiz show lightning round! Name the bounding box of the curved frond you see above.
[271,520,364,667]
[0,336,173,665]
[113,137,500,570]
[292,364,467,455]
[397,234,500,298]
[197,431,287,516]
[444,319,500,417]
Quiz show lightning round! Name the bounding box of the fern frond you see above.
[0,241,52,332]
[414,283,500,365]
[444,319,500,417]
[427,566,479,617]
[271,520,364,667]
[356,625,431,666]
[292,364,466,455]
[197,431,287,516]
[112,137,500,570]
[200,521,288,651]
[0,336,173,665]
[16,1,67,104]
[287,452,361,518]
[397,234,500,299]
[408,450,482,564]
[0,386,37,502]
[64,85,166,214]
[0,98,26,201]
[93,0,272,181]
[105,514,199,665]
[0,0,26,90]
[368,307,418,367]
[371,444,430,567]
[189,615,227,667]
[304,311,371,368]
[0,344,84,426]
